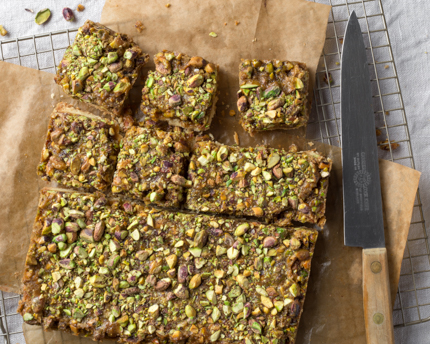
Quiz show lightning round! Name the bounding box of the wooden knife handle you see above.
[363,247,394,344]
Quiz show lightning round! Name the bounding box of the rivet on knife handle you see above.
[363,248,394,344]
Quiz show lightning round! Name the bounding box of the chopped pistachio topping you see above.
[111,126,192,207]
[19,189,317,344]
[54,20,149,116]
[37,103,119,191]
[186,141,332,227]
[237,59,310,134]
[140,50,219,131]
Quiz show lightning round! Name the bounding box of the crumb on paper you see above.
[376,128,382,136]
[209,32,218,38]
[25,8,34,13]
[77,4,85,12]
[379,139,400,151]
[335,62,340,65]
[385,111,390,116]
[235,21,240,26]
[50,93,55,99]
[384,65,389,69]
[234,132,240,145]
[269,48,272,50]
[135,21,145,33]
[224,22,227,26]
[221,110,225,117]
[229,110,236,117]
[252,38,257,43]
[166,3,171,8]
[307,141,314,147]
[339,37,344,44]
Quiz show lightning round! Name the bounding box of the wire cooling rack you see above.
[0,0,428,343]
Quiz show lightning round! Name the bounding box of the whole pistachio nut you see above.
[93,221,105,241]
[189,274,202,289]
[80,228,94,243]
[155,278,171,291]
[237,96,248,112]
[62,7,74,21]
[108,61,122,73]
[53,234,67,243]
[35,8,51,25]
[51,218,64,234]
[59,258,76,270]
[187,74,204,88]
[169,94,182,108]
[174,284,189,299]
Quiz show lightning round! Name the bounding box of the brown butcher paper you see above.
[0,0,421,343]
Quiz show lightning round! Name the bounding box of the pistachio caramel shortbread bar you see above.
[37,102,120,191]
[237,59,310,134]
[19,188,317,344]
[186,141,332,227]
[55,20,149,116]
[111,126,192,207]
[141,50,219,132]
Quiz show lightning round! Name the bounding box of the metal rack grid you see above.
[0,0,427,342]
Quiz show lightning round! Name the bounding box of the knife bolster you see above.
[363,247,395,344]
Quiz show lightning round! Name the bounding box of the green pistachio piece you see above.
[210,330,221,342]
[289,283,299,297]
[234,223,249,236]
[295,78,304,89]
[35,8,51,25]
[187,74,204,88]
[240,83,259,89]
[107,52,118,64]
[23,313,33,321]
[185,305,196,318]
[206,290,217,305]
[212,307,221,322]
[113,80,132,94]
[89,275,106,288]
[72,45,82,56]
[146,76,154,88]
[78,67,90,81]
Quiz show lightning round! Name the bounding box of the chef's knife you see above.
[341,11,394,344]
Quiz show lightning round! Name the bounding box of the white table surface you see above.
[1,0,429,343]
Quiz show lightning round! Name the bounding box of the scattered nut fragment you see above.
[379,139,400,151]
[385,111,390,116]
[384,65,389,69]
[323,72,333,85]
[0,25,7,36]
[63,7,75,21]
[77,4,85,12]
[235,21,240,25]
[209,32,218,38]
[229,109,236,116]
[35,8,51,25]
[339,37,344,44]
[234,132,239,145]
[165,3,171,8]
[25,8,34,13]
[135,20,145,33]
[376,128,382,136]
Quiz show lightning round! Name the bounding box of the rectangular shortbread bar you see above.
[18,188,317,344]
[186,141,332,227]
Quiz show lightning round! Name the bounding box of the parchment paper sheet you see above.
[0,0,421,343]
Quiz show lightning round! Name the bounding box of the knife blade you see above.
[341,11,394,344]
